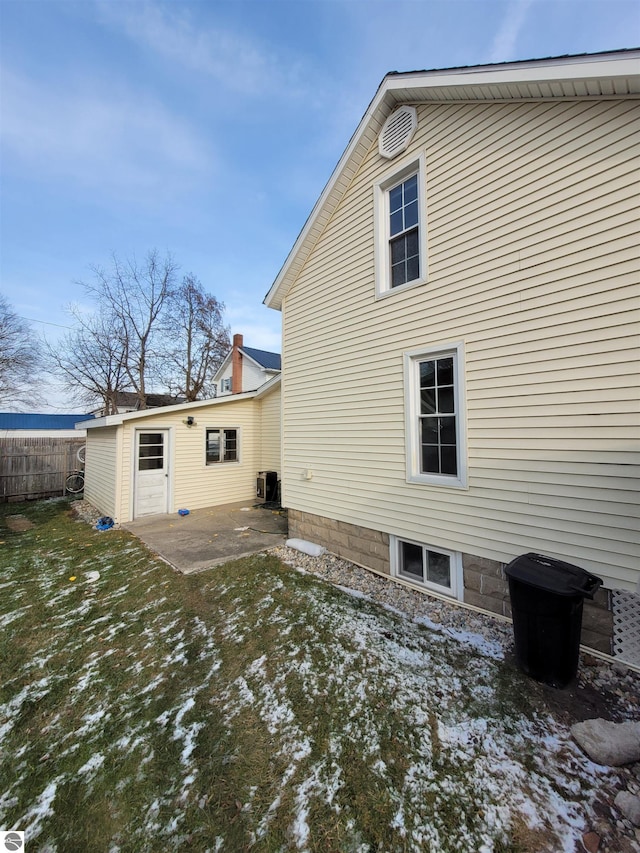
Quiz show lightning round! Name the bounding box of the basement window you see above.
[391,536,462,599]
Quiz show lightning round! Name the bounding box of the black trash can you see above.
[504,553,602,688]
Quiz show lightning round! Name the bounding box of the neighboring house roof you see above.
[91,392,187,413]
[212,342,282,384]
[241,347,282,371]
[83,375,281,429]
[264,49,640,311]
[0,413,94,430]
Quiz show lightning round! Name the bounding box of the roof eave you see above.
[255,374,282,399]
[83,392,259,429]
[263,50,640,312]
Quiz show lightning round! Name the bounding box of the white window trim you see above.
[390,535,463,600]
[374,150,428,299]
[205,426,241,466]
[404,341,468,489]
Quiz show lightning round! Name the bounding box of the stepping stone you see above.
[571,718,640,766]
[5,515,34,532]
[615,791,640,826]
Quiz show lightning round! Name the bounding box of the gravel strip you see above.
[69,499,108,527]
[271,544,513,652]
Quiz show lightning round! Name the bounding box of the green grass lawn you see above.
[0,499,609,852]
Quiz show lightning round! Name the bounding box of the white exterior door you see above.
[134,430,169,518]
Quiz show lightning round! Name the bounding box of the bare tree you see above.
[83,250,178,409]
[0,295,43,408]
[160,275,230,401]
[47,305,129,415]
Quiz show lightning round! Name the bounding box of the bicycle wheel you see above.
[65,472,85,494]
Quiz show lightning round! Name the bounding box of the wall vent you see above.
[378,105,417,160]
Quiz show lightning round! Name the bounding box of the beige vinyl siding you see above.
[84,427,119,519]
[117,399,262,521]
[281,98,639,590]
[259,386,281,473]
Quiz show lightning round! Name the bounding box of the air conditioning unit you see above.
[257,471,278,503]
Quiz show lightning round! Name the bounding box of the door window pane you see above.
[138,457,164,471]
[138,433,163,471]
[139,433,163,445]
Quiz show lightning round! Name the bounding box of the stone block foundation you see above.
[287,508,614,656]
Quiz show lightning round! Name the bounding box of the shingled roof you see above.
[242,347,281,371]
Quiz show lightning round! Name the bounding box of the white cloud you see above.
[487,0,534,63]
[224,304,281,352]
[0,67,213,202]
[96,0,293,96]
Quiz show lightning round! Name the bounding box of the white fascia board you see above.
[212,351,233,382]
[79,417,110,430]
[263,51,640,313]
[384,51,640,91]
[82,392,259,429]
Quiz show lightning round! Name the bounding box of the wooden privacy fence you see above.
[0,437,85,502]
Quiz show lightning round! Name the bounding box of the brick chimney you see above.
[231,333,243,394]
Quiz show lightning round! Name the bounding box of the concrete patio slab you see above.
[122,501,288,574]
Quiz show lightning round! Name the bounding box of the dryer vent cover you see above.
[378,105,417,159]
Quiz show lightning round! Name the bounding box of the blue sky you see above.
[1,0,638,410]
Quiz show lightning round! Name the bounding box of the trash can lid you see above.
[504,552,602,598]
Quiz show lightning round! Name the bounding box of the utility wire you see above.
[17,315,72,329]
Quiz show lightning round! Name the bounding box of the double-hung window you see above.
[404,343,467,488]
[206,428,238,464]
[389,174,419,287]
[374,153,427,297]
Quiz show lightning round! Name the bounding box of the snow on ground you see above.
[212,574,615,852]
[0,535,631,852]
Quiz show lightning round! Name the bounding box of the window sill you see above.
[406,472,468,490]
[375,276,427,301]
[398,572,459,600]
